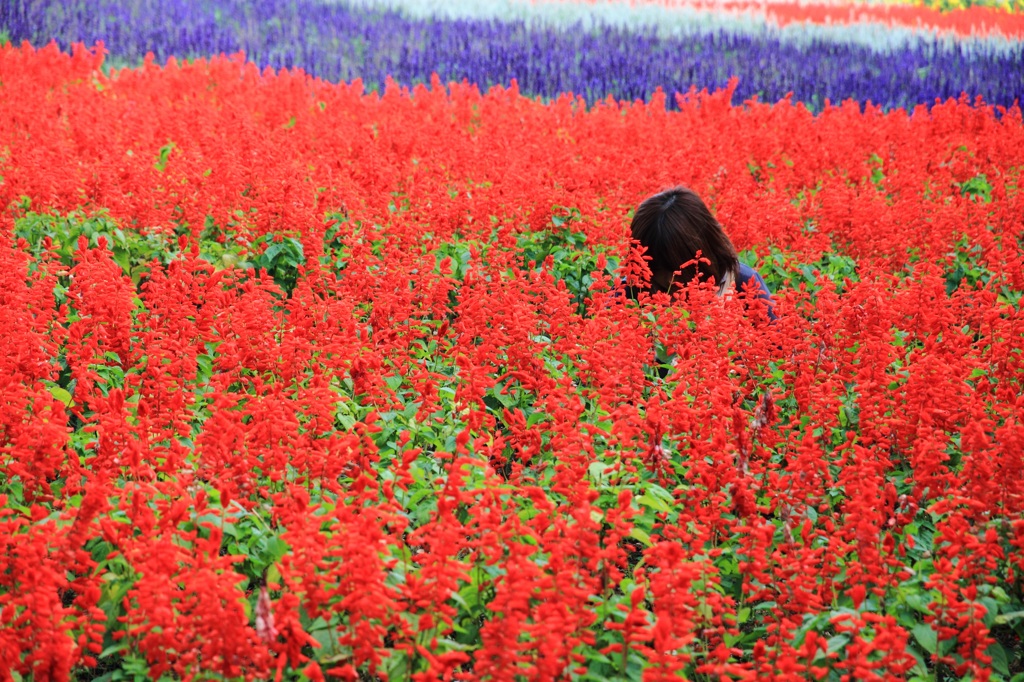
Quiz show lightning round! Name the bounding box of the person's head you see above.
[629,186,739,295]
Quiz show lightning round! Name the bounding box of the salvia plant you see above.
[0,42,1022,680]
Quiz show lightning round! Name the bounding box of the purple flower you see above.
[2,0,1021,110]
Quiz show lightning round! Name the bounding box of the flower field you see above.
[5,0,1024,110]
[2,1,1024,681]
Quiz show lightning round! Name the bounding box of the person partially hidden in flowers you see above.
[627,185,776,322]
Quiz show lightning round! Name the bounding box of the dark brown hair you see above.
[629,186,739,294]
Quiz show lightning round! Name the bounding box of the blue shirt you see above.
[736,263,777,322]
[621,262,777,321]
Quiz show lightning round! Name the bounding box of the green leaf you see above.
[647,484,674,505]
[588,460,611,482]
[825,634,849,656]
[386,650,409,682]
[980,597,999,628]
[266,564,281,586]
[903,591,933,615]
[262,242,284,263]
[99,642,126,659]
[628,527,652,547]
[905,646,929,677]
[490,385,515,409]
[959,174,992,203]
[995,610,1024,625]
[264,536,289,563]
[154,142,176,172]
[986,642,1010,677]
[47,384,74,407]
[196,354,213,383]
[912,623,937,655]
[526,410,548,427]
[112,249,131,273]
[636,493,670,514]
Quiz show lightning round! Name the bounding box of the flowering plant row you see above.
[900,0,1024,15]
[532,0,1024,39]
[561,0,1024,20]
[1,43,1024,681]
[2,0,1022,110]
